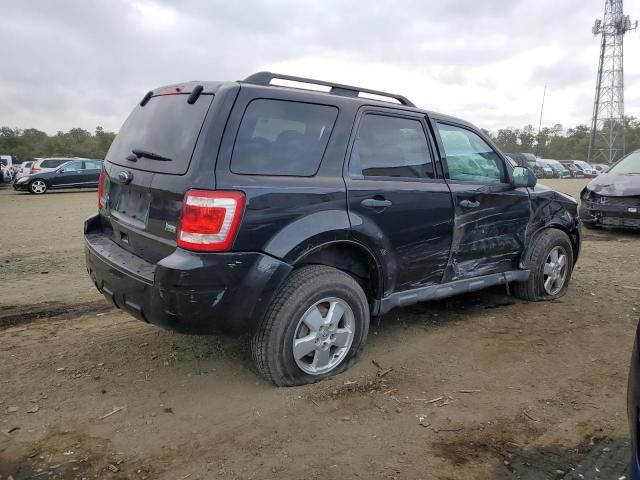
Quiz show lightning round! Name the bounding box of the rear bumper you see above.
[628,323,640,478]
[579,202,640,230]
[84,214,292,335]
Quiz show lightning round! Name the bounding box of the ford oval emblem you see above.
[118,171,133,184]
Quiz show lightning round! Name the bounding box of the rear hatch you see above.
[101,88,214,263]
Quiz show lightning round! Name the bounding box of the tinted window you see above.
[107,94,214,175]
[41,160,61,168]
[350,114,434,178]
[437,123,505,183]
[231,99,338,176]
[0,159,7,167]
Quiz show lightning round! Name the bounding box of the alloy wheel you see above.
[292,297,355,375]
[30,180,47,194]
[543,246,568,295]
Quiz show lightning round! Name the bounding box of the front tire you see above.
[29,179,48,194]
[252,265,370,387]
[513,229,574,301]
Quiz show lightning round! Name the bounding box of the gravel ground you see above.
[0,179,638,479]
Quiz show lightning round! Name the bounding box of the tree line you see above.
[0,126,115,162]
[1,117,640,163]
[483,116,640,161]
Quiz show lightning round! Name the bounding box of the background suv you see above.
[85,72,581,386]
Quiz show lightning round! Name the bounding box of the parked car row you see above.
[504,153,604,179]
[8,157,102,194]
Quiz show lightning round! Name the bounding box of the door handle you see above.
[459,199,480,208]
[361,198,393,209]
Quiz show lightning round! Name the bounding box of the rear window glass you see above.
[107,94,213,175]
[230,99,338,176]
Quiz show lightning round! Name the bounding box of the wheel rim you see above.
[542,246,568,295]
[31,180,46,194]
[292,297,355,376]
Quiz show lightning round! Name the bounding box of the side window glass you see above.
[64,161,82,172]
[436,123,505,183]
[231,99,338,176]
[350,114,434,179]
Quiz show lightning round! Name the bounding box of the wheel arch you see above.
[292,240,385,314]
[520,224,580,269]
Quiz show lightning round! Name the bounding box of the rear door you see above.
[102,91,215,263]
[432,121,530,282]
[345,109,454,294]
[81,160,102,186]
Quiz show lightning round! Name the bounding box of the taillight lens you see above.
[177,190,245,252]
[97,170,107,210]
[31,165,40,173]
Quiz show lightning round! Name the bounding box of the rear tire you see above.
[513,229,574,301]
[29,179,48,194]
[251,265,370,387]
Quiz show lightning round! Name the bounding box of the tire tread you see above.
[251,265,368,386]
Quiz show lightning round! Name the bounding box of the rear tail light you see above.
[97,170,107,210]
[177,190,245,252]
[31,165,40,173]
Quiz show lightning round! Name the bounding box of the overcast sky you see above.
[1,0,639,134]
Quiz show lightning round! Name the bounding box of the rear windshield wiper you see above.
[127,149,172,162]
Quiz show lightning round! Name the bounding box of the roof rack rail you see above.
[242,71,415,107]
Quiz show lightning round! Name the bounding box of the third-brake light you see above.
[177,190,245,252]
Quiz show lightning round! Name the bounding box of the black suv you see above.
[85,72,581,386]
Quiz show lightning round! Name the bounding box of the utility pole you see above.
[588,0,637,165]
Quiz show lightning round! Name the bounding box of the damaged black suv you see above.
[85,72,581,386]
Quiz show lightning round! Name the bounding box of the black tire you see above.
[251,265,370,387]
[513,229,574,301]
[29,179,48,194]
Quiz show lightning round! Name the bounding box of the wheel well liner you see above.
[521,225,579,268]
[294,241,384,305]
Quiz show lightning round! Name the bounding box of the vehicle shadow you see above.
[373,285,514,336]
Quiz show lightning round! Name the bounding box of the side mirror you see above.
[58,169,65,173]
[511,166,537,188]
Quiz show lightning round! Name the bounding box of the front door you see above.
[52,160,85,187]
[433,121,531,282]
[345,109,454,296]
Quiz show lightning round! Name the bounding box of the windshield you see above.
[574,161,591,169]
[547,160,567,171]
[609,151,640,174]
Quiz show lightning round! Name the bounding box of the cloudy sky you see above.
[1,0,639,134]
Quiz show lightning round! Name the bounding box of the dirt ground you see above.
[1,180,639,480]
